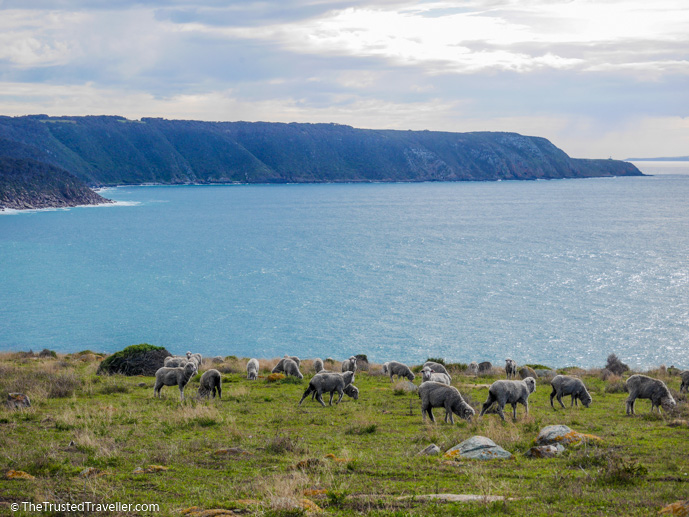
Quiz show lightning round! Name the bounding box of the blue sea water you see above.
[1,162,688,369]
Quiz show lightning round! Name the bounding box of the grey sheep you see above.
[505,358,517,379]
[154,362,197,401]
[198,369,222,398]
[423,361,451,380]
[282,358,303,379]
[478,361,492,374]
[341,356,358,373]
[186,351,202,368]
[421,366,451,385]
[549,375,592,409]
[299,371,356,406]
[479,377,536,421]
[382,362,390,375]
[164,356,189,368]
[387,361,415,382]
[625,374,676,415]
[313,358,324,373]
[680,370,689,393]
[246,358,259,380]
[468,362,479,375]
[418,381,475,424]
[272,355,301,373]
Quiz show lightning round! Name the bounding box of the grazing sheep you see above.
[479,377,536,421]
[313,358,324,373]
[246,358,259,380]
[421,366,451,385]
[282,358,303,379]
[418,381,475,424]
[680,370,689,394]
[423,361,451,380]
[382,362,390,375]
[386,361,415,382]
[154,363,197,401]
[478,361,492,374]
[186,351,203,368]
[289,355,301,367]
[625,374,676,415]
[468,362,479,375]
[343,384,359,401]
[341,356,358,373]
[549,375,592,409]
[272,355,300,373]
[505,359,517,380]
[198,369,222,399]
[299,371,356,406]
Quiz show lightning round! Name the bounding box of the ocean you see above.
[1,162,688,369]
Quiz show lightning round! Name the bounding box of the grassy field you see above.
[1,353,688,516]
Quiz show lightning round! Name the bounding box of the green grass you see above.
[0,353,687,516]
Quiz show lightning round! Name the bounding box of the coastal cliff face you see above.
[0,115,643,208]
[0,157,111,210]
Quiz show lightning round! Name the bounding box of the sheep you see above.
[479,377,536,421]
[421,366,451,385]
[272,355,301,374]
[549,375,592,409]
[164,356,189,368]
[423,361,451,380]
[680,370,689,394]
[154,362,197,401]
[468,362,479,375]
[198,369,222,399]
[418,381,475,424]
[282,358,303,379]
[313,358,324,373]
[186,351,203,368]
[382,362,390,375]
[289,355,301,367]
[298,371,356,406]
[246,358,259,380]
[625,374,676,415]
[386,361,415,382]
[478,361,492,374]
[505,358,517,380]
[341,356,358,373]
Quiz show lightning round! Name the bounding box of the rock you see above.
[534,369,555,379]
[525,444,565,458]
[5,470,35,480]
[478,361,492,374]
[659,500,689,516]
[418,444,441,456]
[394,381,418,393]
[6,393,31,410]
[212,356,224,364]
[444,436,512,460]
[536,425,602,446]
[519,366,537,380]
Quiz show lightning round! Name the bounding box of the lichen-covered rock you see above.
[535,425,602,446]
[525,444,565,458]
[6,470,35,480]
[6,393,30,409]
[519,366,537,380]
[418,444,441,456]
[444,436,512,460]
[659,500,689,516]
[394,380,418,393]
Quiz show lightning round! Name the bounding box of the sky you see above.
[0,0,687,159]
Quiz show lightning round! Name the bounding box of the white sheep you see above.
[625,374,676,415]
[420,366,451,385]
[505,359,517,379]
[423,361,451,380]
[479,377,536,421]
[313,358,324,373]
[246,358,259,380]
[468,362,479,375]
[198,369,222,398]
[282,358,303,379]
[298,371,356,406]
[154,363,197,401]
[549,375,592,409]
[386,361,415,383]
[382,362,390,375]
[418,381,475,424]
[341,356,357,373]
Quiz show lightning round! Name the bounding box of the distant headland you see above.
[0,115,643,210]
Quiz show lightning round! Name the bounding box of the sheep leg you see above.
[217,384,221,399]
[523,399,529,415]
[573,395,578,407]
[626,396,635,415]
[179,384,185,402]
[496,404,506,421]
[479,393,496,417]
[335,387,344,405]
[425,405,435,423]
[557,393,565,409]
[315,390,326,407]
[549,388,556,409]
[328,391,335,406]
[511,403,518,420]
[298,387,313,406]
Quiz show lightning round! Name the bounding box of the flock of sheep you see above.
[153,353,687,422]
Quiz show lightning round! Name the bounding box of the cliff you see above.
[0,157,111,210]
[0,115,643,202]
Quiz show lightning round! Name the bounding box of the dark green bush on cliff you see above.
[97,343,170,376]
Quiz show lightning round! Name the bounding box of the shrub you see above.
[97,343,170,376]
[426,357,446,365]
[605,354,629,376]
